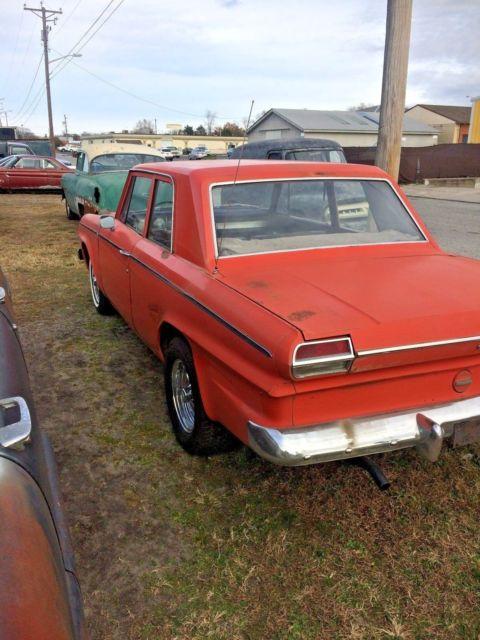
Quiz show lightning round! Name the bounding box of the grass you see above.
[1,193,479,640]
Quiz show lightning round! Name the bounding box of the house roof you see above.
[249,108,436,135]
[407,104,471,124]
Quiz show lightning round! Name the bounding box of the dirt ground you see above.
[1,193,480,640]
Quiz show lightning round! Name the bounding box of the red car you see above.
[77,160,480,479]
[0,155,73,191]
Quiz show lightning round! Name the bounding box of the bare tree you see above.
[348,102,378,112]
[132,118,155,134]
[204,110,217,135]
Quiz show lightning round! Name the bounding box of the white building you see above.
[247,108,438,147]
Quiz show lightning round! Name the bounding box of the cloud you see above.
[0,0,477,135]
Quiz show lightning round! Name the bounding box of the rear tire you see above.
[164,337,238,455]
[89,261,114,315]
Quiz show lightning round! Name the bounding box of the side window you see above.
[42,159,56,169]
[147,179,174,249]
[16,157,41,169]
[267,151,283,160]
[124,176,152,235]
[11,146,28,155]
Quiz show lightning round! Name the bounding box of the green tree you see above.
[195,124,206,135]
[183,124,194,135]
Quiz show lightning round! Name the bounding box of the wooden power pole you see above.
[375,0,413,180]
[24,4,62,156]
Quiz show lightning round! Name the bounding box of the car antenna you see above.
[214,99,255,273]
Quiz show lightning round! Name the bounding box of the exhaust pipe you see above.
[347,456,391,491]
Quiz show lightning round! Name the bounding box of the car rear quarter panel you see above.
[0,458,76,640]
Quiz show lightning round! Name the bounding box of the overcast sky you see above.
[1,0,478,136]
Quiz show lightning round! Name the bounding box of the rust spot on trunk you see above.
[289,310,316,321]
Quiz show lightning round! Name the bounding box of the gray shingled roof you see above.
[408,104,471,124]
[251,108,437,135]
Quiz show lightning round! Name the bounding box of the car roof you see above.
[230,136,343,159]
[135,159,390,182]
[81,142,165,159]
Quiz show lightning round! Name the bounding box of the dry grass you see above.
[1,193,479,640]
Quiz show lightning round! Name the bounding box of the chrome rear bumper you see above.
[247,396,480,466]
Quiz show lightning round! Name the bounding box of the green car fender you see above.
[61,170,129,216]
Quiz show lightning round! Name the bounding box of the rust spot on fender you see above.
[288,310,316,321]
[247,280,267,289]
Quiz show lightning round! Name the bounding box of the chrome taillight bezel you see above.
[292,337,355,379]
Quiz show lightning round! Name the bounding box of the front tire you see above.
[164,337,238,455]
[65,199,79,220]
[89,261,114,315]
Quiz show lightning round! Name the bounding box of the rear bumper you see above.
[247,395,480,466]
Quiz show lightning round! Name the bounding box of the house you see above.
[247,108,438,147]
[405,104,471,143]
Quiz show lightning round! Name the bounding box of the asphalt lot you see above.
[408,194,480,259]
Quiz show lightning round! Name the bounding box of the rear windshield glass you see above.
[284,149,346,163]
[212,179,425,256]
[90,153,164,173]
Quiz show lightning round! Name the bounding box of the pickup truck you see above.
[0,140,34,159]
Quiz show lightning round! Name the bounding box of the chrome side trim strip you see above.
[357,335,480,357]
[83,226,272,357]
[128,254,273,359]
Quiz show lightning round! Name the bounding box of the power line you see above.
[53,0,83,36]
[1,5,25,94]
[50,0,125,80]
[12,54,44,121]
[51,50,242,121]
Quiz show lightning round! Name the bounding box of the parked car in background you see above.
[62,142,165,219]
[0,140,35,159]
[189,145,208,160]
[77,160,480,476]
[0,155,73,192]
[160,145,181,160]
[229,137,346,162]
[0,268,86,639]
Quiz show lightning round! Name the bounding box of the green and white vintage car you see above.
[62,143,165,219]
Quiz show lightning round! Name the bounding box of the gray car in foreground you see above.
[0,270,86,640]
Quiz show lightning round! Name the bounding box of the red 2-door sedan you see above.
[0,155,73,191]
[77,160,480,472]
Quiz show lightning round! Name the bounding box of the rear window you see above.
[284,149,346,163]
[90,153,164,173]
[212,179,425,256]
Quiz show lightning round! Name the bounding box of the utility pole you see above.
[62,113,68,136]
[24,4,62,156]
[375,0,412,180]
[154,118,158,134]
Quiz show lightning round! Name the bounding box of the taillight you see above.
[292,337,355,379]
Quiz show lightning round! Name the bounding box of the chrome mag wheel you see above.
[171,358,195,434]
[89,262,100,307]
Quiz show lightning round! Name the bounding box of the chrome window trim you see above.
[357,335,480,357]
[208,176,428,259]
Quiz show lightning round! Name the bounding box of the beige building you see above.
[81,132,243,154]
[247,108,438,147]
[405,104,471,143]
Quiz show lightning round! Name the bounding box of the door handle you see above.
[0,396,32,449]
[119,249,130,257]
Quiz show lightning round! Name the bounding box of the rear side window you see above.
[16,157,41,168]
[124,176,152,235]
[147,180,174,250]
